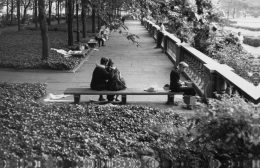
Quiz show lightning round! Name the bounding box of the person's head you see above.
[107,58,114,67]
[100,57,109,65]
[238,32,241,36]
[178,61,189,72]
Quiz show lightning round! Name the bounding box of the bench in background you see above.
[64,88,183,104]
[88,39,98,48]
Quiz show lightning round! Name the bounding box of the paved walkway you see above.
[0,20,192,112]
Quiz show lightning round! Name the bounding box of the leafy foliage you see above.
[139,0,255,82]
[206,34,254,81]
[1,83,259,164]
[189,94,259,160]
[0,82,185,160]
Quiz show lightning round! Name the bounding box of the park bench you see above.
[64,88,183,104]
[87,39,98,48]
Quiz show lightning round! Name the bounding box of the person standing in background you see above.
[155,22,165,48]
[237,32,244,45]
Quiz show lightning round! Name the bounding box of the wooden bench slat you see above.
[64,88,181,95]
[64,88,183,104]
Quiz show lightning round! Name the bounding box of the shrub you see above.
[206,35,253,82]
[43,50,83,70]
[0,82,46,101]
[189,94,258,160]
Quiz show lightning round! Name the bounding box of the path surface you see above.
[0,20,192,112]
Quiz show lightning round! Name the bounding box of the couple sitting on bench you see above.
[90,57,126,101]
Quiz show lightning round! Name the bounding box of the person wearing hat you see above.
[170,61,196,96]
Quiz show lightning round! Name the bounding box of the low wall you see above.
[143,19,260,104]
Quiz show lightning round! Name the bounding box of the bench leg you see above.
[121,95,127,104]
[74,95,80,104]
[166,95,175,105]
[183,96,196,110]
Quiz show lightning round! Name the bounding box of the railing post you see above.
[176,43,181,65]
[154,27,158,42]
[201,64,217,101]
[221,80,228,94]
[163,35,168,53]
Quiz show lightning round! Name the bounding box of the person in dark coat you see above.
[90,57,110,101]
[121,16,125,24]
[170,62,196,96]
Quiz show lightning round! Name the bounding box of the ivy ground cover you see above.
[0,82,187,160]
[1,83,259,167]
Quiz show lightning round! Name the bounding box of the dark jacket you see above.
[106,67,126,91]
[170,68,181,91]
[90,66,110,90]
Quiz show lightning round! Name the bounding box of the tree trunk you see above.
[11,0,14,23]
[34,0,38,28]
[81,0,86,38]
[57,1,60,24]
[97,0,101,30]
[65,0,68,23]
[97,13,100,30]
[92,7,96,33]
[38,0,50,60]
[67,0,74,46]
[48,0,52,25]
[22,0,32,24]
[76,1,79,42]
[23,7,27,23]
[7,0,9,21]
[17,0,21,31]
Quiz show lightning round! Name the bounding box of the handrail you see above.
[142,19,260,104]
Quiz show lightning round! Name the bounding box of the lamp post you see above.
[76,0,80,42]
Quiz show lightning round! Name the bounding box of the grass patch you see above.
[0,24,92,70]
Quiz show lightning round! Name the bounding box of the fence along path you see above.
[143,19,260,104]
